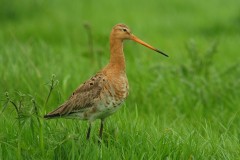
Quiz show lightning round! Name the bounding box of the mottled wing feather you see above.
[44,72,106,118]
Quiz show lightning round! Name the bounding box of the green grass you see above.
[1,0,240,159]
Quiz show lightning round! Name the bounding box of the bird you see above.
[44,23,168,140]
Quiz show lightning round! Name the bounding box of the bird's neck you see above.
[108,38,126,72]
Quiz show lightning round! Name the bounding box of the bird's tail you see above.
[43,113,61,119]
[44,102,69,119]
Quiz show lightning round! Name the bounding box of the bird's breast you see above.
[86,74,128,121]
[100,74,129,108]
[109,74,129,99]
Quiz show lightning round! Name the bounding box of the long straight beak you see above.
[130,34,168,57]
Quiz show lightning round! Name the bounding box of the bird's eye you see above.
[122,28,127,32]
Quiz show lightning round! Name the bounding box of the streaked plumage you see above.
[44,23,168,139]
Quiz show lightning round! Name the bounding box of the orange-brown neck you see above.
[108,37,126,72]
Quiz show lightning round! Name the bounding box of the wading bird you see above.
[44,23,168,140]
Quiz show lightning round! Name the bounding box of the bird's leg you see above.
[86,122,92,140]
[99,119,104,139]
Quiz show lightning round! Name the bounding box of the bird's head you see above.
[111,24,132,39]
[111,23,168,57]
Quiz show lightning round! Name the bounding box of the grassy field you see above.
[1,0,240,159]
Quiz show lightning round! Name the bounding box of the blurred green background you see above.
[0,0,240,159]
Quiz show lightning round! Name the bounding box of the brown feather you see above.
[44,72,107,118]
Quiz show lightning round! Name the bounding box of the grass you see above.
[0,0,240,159]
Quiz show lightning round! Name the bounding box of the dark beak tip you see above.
[156,49,169,57]
[165,54,169,57]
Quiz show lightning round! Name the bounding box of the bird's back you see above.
[44,70,129,121]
